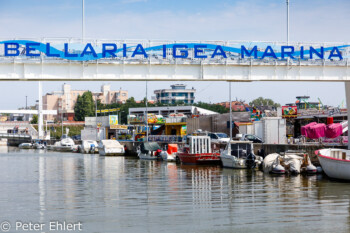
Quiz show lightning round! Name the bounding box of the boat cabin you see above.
[185,136,212,154]
[225,141,254,159]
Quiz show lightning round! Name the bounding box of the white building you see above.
[154,84,195,104]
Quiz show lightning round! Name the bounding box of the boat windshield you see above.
[61,134,68,139]
[217,133,228,138]
[230,143,252,158]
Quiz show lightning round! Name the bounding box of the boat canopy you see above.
[101,140,123,147]
[140,142,161,153]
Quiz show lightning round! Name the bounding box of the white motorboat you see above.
[48,134,75,152]
[98,140,125,156]
[137,142,161,160]
[220,140,260,169]
[33,141,46,149]
[18,143,33,149]
[317,148,350,180]
[79,140,98,154]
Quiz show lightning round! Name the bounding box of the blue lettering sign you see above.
[241,46,257,59]
[81,43,97,58]
[132,44,148,58]
[309,46,324,59]
[163,45,167,58]
[173,45,188,58]
[261,46,277,59]
[64,43,78,58]
[328,47,343,60]
[4,43,20,56]
[46,43,60,57]
[211,45,227,58]
[281,46,295,59]
[123,44,127,57]
[102,43,117,58]
[26,42,40,57]
[194,45,207,59]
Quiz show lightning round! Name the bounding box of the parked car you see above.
[239,134,264,143]
[208,132,230,143]
[72,135,81,140]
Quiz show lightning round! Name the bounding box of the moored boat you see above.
[18,142,33,149]
[177,136,220,165]
[137,142,161,160]
[79,140,98,154]
[220,140,260,169]
[317,148,350,180]
[98,140,125,156]
[48,134,75,152]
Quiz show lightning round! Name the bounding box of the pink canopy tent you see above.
[307,123,326,139]
[301,122,317,138]
[325,123,343,138]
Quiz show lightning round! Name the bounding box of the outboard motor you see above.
[245,153,256,169]
[90,144,95,153]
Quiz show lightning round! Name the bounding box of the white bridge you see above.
[1,38,350,147]
[0,39,349,81]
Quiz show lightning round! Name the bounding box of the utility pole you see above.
[229,82,232,141]
[95,94,98,141]
[287,0,289,45]
[145,80,148,142]
[82,0,85,41]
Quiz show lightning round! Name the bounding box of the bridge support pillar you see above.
[38,81,44,139]
[345,82,350,149]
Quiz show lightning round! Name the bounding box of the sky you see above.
[0,0,349,109]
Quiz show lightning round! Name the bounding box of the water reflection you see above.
[0,150,349,232]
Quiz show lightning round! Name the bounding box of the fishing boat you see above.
[177,136,220,165]
[220,140,260,169]
[98,140,125,156]
[317,149,350,180]
[137,142,162,160]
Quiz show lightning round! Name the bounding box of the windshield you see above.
[229,143,252,158]
[216,133,228,138]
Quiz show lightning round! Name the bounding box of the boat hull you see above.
[98,148,125,156]
[177,152,220,165]
[318,150,350,180]
[220,155,247,169]
[138,152,158,160]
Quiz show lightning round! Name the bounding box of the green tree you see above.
[30,115,38,124]
[249,97,281,108]
[194,102,229,114]
[74,91,96,121]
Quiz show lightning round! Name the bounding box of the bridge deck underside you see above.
[0,62,349,81]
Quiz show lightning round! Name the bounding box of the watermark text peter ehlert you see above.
[0,220,82,232]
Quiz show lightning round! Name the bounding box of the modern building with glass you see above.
[154,84,196,104]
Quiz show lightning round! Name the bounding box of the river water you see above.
[0,148,349,233]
